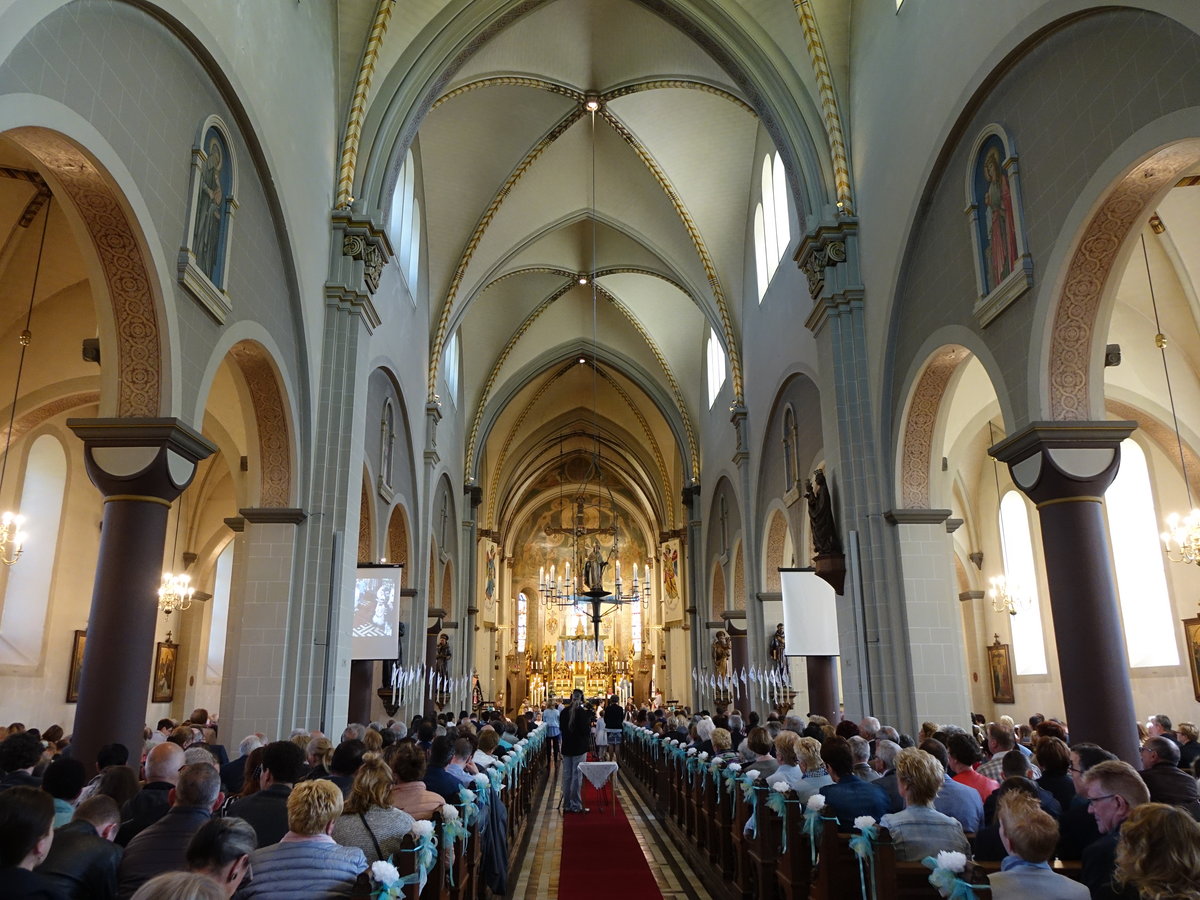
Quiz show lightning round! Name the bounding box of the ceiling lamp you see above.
[536,95,649,648]
[158,500,194,615]
[0,200,51,566]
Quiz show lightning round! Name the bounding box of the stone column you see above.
[991,422,1139,763]
[460,482,482,715]
[284,214,387,734]
[883,509,972,727]
[801,218,912,727]
[682,482,703,708]
[66,418,215,768]
[219,508,307,744]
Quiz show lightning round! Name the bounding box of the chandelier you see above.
[158,497,193,615]
[536,96,649,649]
[987,574,1023,616]
[1138,230,1200,565]
[0,198,50,567]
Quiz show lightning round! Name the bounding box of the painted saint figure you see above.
[982,145,1019,291]
[193,132,226,282]
[712,630,731,677]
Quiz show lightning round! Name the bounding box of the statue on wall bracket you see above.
[805,468,846,594]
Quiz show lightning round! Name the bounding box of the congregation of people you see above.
[0,706,540,899]
[629,706,1200,900]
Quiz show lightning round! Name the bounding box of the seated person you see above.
[982,749,1061,825]
[742,727,779,780]
[0,786,60,898]
[711,728,739,764]
[946,733,999,803]
[987,791,1087,899]
[226,741,306,848]
[879,747,970,861]
[793,736,834,804]
[36,795,123,899]
[186,817,255,898]
[239,780,367,898]
[820,737,889,829]
[330,755,415,864]
[384,743,444,820]
[1112,802,1200,899]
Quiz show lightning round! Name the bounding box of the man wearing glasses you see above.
[1079,761,1148,900]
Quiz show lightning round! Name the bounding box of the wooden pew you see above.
[746,785,782,900]
[773,796,814,900]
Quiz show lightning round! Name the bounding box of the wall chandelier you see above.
[158,497,194,615]
[987,420,1026,616]
[0,198,50,566]
[536,95,649,648]
[1141,228,1200,566]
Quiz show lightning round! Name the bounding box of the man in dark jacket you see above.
[225,740,305,847]
[1139,736,1200,819]
[116,763,222,899]
[423,736,463,801]
[37,794,123,899]
[115,742,184,846]
[560,690,594,813]
[0,732,44,792]
[602,695,625,762]
[219,734,262,796]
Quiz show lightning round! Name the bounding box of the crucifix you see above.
[545,497,616,592]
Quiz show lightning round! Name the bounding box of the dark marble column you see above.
[67,418,215,769]
[991,422,1138,764]
[348,660,375,725]
[806,657,839,725]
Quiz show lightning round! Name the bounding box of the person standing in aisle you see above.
[560,690,593,814]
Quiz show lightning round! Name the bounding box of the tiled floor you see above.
[510,759,712,899]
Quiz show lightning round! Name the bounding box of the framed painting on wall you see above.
[152,641,178,704]
[1184,617,1200,703]
[987,635,1015,705]
[66,630,86,703]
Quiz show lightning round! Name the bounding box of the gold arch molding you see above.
[226,340,293,508]
[6,127,162,417]
[899,345,971,509]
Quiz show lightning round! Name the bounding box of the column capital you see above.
[67,417,216,500]
[989,421,1137,505]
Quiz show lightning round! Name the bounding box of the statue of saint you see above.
[712,630,731,677]
[769,623,786,676]
[582,537,608,591]
[434,633,452,678]
[804,468,842,556]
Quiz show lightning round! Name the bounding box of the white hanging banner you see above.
[779,568,840,657]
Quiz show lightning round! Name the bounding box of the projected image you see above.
[352,567,403,659]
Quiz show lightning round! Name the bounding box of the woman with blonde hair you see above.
[792,735,834,802]
[772,731,805,791]
[304,736,333,780]
[711,728,739,763]
[1114,802,1200,900]
[131,871,225,900]
[880,747,970,862]
[332,753,416,863]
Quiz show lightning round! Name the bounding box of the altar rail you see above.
[621,725,1084,900]
[349,727,549,899]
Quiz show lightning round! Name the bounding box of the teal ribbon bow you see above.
[441,816,469,886]
[802,807,836,866]
[849,824,878,900]
[397,829,438,895]
[920,857,985,900]
[764,790,800,853]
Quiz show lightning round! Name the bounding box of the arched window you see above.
[205,541,234,681]
[389,149,422,299]
[753,152,791,301]
[0,435,67,666]
[707,327,727,408]
[998,490,1048,675]
[516,592,528,653]
[379,400,395,491]
[1106,439,1179,667]
[444,330,460,407]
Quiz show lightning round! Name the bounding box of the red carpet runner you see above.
[558,775,664,899]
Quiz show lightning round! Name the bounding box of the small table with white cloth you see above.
[578,761,619,813]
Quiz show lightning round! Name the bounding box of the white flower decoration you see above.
[854,816,877,831]
[371,860,400,885]
[686,748,697,756]
[698,752,709,761]
[771,781,790,793]
[411,820,435,838]
[441,804,460,821]
[806,793,826,812]
[727,762,742,773]
[473,773,490,789]
[935,851,967,873]
[459,788,476,803]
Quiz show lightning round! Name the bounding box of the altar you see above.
[525,637,635,704]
